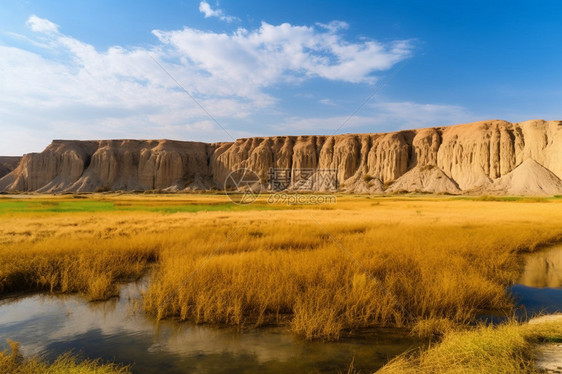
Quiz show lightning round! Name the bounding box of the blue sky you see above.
[1,0,561,155]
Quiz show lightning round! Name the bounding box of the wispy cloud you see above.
[198,1,239,23]
[1,15,415,154]
[315,20,349,33]
[25,14,59,33]
[319,99,338,106]
[271,101,477,134]
[152,22,413,87]
[270,116,377,133]
[369,101,476,130]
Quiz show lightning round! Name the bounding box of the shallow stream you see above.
[0,244,560,373]
[0,277,416,373]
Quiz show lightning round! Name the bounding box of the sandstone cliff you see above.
[0,140,214,193]
[0,157,21,179]
[1,119,561,195]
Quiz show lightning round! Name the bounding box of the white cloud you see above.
[1,15,415,155]
[26,14,59,33]
[198,1,238,23]
[152,21,413,88]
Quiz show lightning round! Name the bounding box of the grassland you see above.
[1,193,562,372]
[1,193,561,340]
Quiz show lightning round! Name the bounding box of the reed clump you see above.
[143,218,562,340]
[0,213,164,300]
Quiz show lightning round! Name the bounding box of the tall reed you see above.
[2,196,561,340]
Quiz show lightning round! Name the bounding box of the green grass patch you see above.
[0,201,116,214]
[451,195,551,202]
[0,200,281,215]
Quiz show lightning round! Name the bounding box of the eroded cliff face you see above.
[435,120,562,190]
[0,140,214,193]
[0,157,21,179]
[1,119,561,195]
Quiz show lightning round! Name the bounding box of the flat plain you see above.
[1,193,561,373]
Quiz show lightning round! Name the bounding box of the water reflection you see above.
[511,244,562,316]
[517,244,562,288]
[0,279,417,374]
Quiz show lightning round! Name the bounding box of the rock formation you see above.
[0,157,21,179]
[1,119,561,195]
[386,165,461,194]
[484,159,562,196]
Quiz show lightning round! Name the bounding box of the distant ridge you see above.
[1,119,561,195]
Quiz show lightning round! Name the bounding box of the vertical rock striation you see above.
[1,119,561,195]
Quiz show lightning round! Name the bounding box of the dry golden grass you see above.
[0,228,160,300]
[0,339,131,374]
[1,194,562,340]
[376,317,562,374]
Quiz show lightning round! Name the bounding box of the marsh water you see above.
[0,245,560,373]
[0,277,417,373]
[510,244,562,316]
